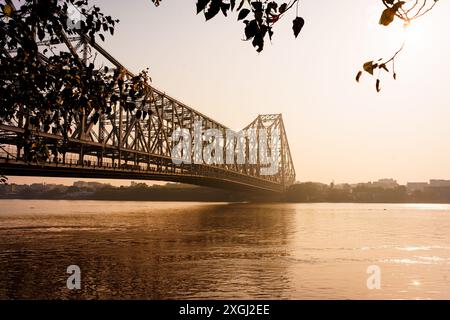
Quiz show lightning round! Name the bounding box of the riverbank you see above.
[3,181,450,203]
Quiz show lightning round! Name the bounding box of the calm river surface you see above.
[0,200,449,299]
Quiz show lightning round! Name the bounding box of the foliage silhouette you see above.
[0,0,151,172]
[151,0,439,91]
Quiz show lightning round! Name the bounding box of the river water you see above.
[0,200,449,299]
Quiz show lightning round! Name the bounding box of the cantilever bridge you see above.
[0,34,295,193]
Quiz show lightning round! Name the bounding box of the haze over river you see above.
[0,200,449,299]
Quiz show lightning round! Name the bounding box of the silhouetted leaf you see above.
[376,79,381,92]
[266,2,278,15]
[380,64,389,72]
[255,8,263,23]
[136,110,142,119]
[92,112,100,125]
[37,27,45,41]
[110,94,119,104]
[237,0,245,11]
[251,1,262,11]
[205,0,221,20]
[292,17,305,38]
[379,8,395,26]
[127,102,136,111]
[356,71,362,83]
[268,27,274,40]
[230,0,236,11]
[279,3,287,14]
[363,61,377,75]
[392,1,405,10]
[245,20,259,39]
[196,0,210,14]
[2,3,13,17]
[379,1,405,26]
[238,8,250,20]
[252,34,264,52]
[221,2,230,16]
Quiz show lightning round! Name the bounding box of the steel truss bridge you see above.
[0,34,295,193]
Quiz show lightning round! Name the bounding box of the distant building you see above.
[30,183,46,192]
[406,182,428,193]
[372,178,398,189]
[429,180,450,188]
[130,181,147,187]
[0,183,18,194]
[45,184,67,190]
[73,181,110,190]
[334,183,351,190]
[73,181,88,189]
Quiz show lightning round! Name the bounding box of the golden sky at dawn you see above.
[9,0,450,186]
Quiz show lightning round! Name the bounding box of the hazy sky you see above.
[9,0,450,186]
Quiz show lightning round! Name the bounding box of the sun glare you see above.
[391,21,416,45]
[403,21,420,42]
[412,280,421,287]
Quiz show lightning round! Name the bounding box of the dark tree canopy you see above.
[0,0,151,180]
